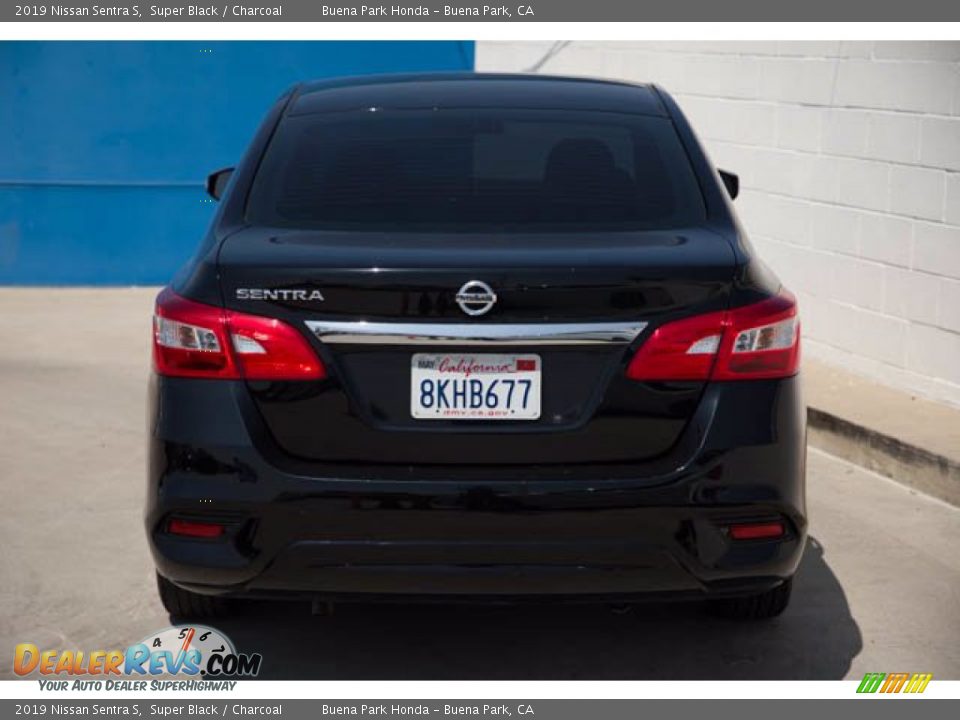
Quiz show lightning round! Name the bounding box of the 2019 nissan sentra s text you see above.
[147,73,806,621]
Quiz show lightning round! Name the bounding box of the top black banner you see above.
[6,0,960,22]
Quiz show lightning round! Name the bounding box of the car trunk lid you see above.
[218,226,736,468]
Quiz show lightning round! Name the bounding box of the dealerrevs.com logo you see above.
[14,625,262,689]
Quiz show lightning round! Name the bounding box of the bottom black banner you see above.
[1,699,958,720]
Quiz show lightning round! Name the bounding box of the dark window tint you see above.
[246,109,706,231]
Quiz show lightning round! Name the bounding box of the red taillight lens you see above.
[624,310,726,381]
[626,290,800,382]
[153,288,325,380]
[167,518,225,539]
[727,521,785,541]
[154,290,232,378]
[227,311,326,380]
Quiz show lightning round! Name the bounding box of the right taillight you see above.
[153,288,326,381]
[626,290,800,382]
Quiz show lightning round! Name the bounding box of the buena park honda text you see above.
[147,73,806,620]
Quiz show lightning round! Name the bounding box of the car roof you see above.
[289,73,667,117]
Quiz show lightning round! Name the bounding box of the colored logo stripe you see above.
[904,673,933,694]
[857,672,932,694]
[857,673,885,693]
[881,673,909,693]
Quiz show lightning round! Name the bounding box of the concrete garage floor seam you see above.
[1,288,958,680]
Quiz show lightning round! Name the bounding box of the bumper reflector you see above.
[167,518,225,539]
[728,521,785,541]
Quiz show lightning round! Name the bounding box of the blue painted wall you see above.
[0,41,475,285]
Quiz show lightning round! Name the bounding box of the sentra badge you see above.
[236,288,324,302]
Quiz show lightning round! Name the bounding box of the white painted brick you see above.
[677,97,776,146]
[809,155,889,213]
[827,254,886,312]
[772,195,813,246]
[762,240,827,296]
[703,142,748,179]
[741,192,811,246]
[759,58,836,105]
[587,48,637,81]
[871,41,960,62]
[729,102,779,147]
[776,41,843,58]
[920,117,960,172]
[883,266,940,325]
[906,323,960,385]
[822,109,871,158]
[611,50,655,82]
[729,42,784,57]
[947,174,960,226]
[867,112,921,165]
[938,278,960,333]
[859,212,913,267]
[853,261,888,313]
[748,235,781,264]
[834,60,956,115]
[722,145,808,197]
[673,93,712,129]
[833,61,885,108]
[954,71,960,116]
[633,41,782,57]
[826,302,907,367]
[776,105,822,152]
[889,165,946,221]
[838,42,873,59]
[913,221,960,278]
[785,153,823,202]
[618,52,684,87]
[542,45,617,77]
[733,190,767,234]
[675,54,761,99]
[796,292,833,345]
[809,202,861,255]
[813,299,849,348]
[851,307,908,368]
[753,240,797,288]
[732,189,763,229]
[475,42,554,71]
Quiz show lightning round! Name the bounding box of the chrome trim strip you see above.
[305,320,647,346]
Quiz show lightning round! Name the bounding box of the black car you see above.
[147,73,806,621]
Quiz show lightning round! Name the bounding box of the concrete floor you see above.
[1,288,959,680]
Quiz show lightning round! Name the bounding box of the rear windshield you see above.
[246,108,706,232]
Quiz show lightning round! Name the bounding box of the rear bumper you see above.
[146,375,807,600]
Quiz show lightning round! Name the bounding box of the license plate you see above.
[411,353,541,420]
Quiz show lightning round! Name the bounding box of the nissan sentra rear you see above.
[146,73,806,621]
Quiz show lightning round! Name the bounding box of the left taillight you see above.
[153,288,326,380]
[626,290,800,382]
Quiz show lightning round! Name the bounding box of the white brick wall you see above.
[477,41,960,406]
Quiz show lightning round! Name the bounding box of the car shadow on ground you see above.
[181,536,861,680]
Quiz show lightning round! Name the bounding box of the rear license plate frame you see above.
[410,353,542,420]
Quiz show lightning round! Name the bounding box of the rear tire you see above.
[709,578,793,620]
[156,573,231,619]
